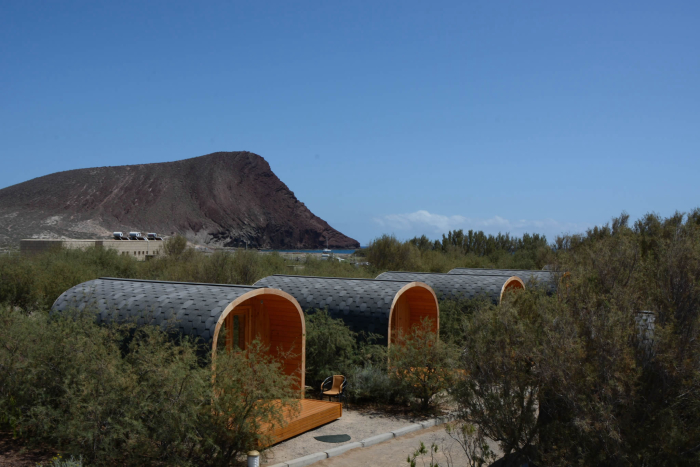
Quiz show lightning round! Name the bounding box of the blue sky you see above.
[1,1,698,245]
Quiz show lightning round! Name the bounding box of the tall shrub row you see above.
[439,211,700,466]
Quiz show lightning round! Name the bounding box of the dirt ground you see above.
[274,424,503,467]
[0,432,55,467]
[262,406,436,465]
[317,425,465,467]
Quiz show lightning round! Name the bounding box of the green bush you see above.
[0,247,138,311]
[201,341,299,463]
[366,234,420,271]
[366,230,552,273]
[0,306,297,466]
[302,309,394,406]
[388,319,459,412]
[446,211,700,466]
[438,296,491,347]
[451,290,568,464]
[304,309,360,390]
[37,455,84,467]
[345,364,398,404]
[163,235,188,257]
[0,244,379,313]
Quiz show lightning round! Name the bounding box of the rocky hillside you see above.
[0,151,359,249]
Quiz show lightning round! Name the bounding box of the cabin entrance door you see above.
[220,306,252,352]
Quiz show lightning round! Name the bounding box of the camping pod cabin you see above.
[51,277,307,395]
[51,278,344,443]
[375,271,525,303]
[253,275,440,346]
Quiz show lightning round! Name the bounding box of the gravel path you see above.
[262,407,435,465]
[314,425,502,467]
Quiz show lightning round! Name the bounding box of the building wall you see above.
[20,239,165,260]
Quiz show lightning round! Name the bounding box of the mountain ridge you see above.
[0,151,360,249]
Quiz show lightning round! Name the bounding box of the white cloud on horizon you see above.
[372,210,590,239]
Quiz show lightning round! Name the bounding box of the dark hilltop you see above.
[0,151,360,249]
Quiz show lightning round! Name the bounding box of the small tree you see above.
[438,295,491,347]
[202,340,299,464]
[366,234,420,271]
[163,235,187,257]
[232,249,261,285]
[389,319,458,412]
[450,294,561,466]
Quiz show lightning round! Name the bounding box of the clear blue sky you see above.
[1,1,698,245]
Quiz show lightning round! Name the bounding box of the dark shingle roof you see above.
[376,271,518,303]
[253,275,423,344]
[447,268,559,293]
[51,277,260,345]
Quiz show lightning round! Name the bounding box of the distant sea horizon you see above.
[260,248,365,254]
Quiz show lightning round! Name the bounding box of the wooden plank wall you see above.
[258,295,305,393]
[390,286,439,343]
[406,287,439,334]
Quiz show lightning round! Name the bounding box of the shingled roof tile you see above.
[50,278,261,347]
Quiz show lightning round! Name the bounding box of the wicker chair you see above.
[320,375,347,406]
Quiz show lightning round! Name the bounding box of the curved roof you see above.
[376,271,523,303]
[51,277,279,345]
[447,268,559,292]
[447,267,550,279]
[253,275,437,343]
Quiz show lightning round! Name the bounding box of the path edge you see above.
[265,413,457,467]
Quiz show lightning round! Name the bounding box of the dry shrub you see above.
[389,319,459,412]
[0,306,297,466]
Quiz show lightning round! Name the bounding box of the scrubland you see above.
[1,210,699,466]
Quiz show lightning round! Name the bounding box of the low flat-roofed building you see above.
[20,238,164,260]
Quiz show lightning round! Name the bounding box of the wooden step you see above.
[268,399,342,444]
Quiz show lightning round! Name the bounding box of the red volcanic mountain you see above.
[0,151,360,249]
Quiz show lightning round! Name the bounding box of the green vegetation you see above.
[410,210,700,466]
[2,211,699,465]
[388,319,459,412]
[0,244,375,313]
[38,455,85,467]
[0,306,297,466]
[366,231,551,272]
[0,228,551,313]
[304,309,393,404]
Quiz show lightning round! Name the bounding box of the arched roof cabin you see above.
[447,268,564,293]
[253,275,439,346]
[376,271,524,303]
[51,278,306,396]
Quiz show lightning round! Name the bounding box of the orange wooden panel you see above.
[267,399,342,444]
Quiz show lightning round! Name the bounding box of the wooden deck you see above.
[269,399,342,444]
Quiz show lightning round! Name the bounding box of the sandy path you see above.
[262,407,433,465]
[313,424,501,467]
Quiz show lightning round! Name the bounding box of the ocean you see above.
[260,249,361,254]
